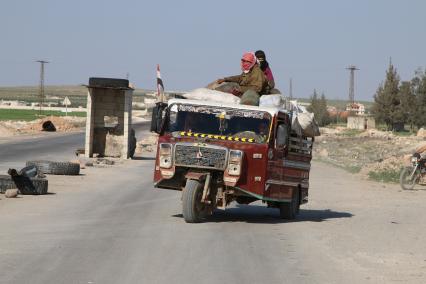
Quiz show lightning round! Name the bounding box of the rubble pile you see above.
[21,116,85,132]
[0,116,86,137]
[136,134,158,153]
[314,127,426,180]
[0,123,14,137]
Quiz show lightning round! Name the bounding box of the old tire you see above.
[0,175,15,193]
[26,161,80,175]
[279,190,300,220]
[12,176,48,195]
[400,166,419,190]
[0,175,48,195]
[182,179,206,223]
[42,120,56,132]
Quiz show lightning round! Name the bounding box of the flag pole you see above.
[157,64,165,103]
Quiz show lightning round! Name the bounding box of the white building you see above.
[346,102,365,115]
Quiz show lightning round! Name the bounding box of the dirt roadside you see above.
[314,127,426,182]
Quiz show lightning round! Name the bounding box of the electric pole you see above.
[289,78,293,99]
[346,65,359,104]
[36,60,49,115]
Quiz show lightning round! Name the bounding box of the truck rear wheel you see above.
[182,179,207,223]
[279,191,300,220]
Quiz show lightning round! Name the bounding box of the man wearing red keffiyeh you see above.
[216,52,267,106]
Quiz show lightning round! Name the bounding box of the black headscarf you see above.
[255,50,269,71]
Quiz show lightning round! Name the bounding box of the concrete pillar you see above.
[84,82,133,159]
[122,89,133,159]
[84,89,95,158]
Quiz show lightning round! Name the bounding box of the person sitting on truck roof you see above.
[255,50,275,93]
[216,52,268,106]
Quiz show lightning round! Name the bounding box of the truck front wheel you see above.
[182,179,207,223]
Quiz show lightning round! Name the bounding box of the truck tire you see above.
[42,120,56,132]
[11,176,48,195]
[26,161,80,175]
[182,179,206,223]
[0,175,48,195]
[279,190,300,220]
[0,175,15,193]
[88,77,129,89]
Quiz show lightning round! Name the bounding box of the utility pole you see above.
[36,60,49,115]
[289,78,293,99]
[346,65,359,104]
[126,72,130,80]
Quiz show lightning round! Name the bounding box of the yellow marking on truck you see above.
[178,132,254,143]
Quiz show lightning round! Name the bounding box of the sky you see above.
[1,0,426,101]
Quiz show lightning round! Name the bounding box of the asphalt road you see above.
[1,131,426,283]
[0,122,150,172]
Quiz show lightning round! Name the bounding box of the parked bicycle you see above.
[400,153,426,190]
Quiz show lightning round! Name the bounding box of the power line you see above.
[36,60,49,115]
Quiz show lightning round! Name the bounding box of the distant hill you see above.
[0,85,151,107]
[0,85,374,110]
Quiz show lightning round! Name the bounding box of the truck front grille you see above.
[174,144,228,170]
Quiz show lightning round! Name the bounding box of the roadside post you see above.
[63,96,71,116]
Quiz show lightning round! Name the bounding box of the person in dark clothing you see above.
[255,50,276,93]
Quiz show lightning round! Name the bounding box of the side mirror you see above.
[276,124,288,148]
[150,102,168,134]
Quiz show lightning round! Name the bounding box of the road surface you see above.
[0,122,149,172]
[0,132,426,283]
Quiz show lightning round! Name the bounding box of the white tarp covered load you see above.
[259,94,283,107]
[181,88,240,104]
[292,112,320,137]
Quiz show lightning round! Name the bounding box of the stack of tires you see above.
[0,161,80,195]
[0,174,48,195]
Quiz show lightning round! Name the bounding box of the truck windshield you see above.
[166,104,271,143]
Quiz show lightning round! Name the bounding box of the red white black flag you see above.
[157,64,164,101]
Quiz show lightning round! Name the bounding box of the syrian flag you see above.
[157,64,164,101]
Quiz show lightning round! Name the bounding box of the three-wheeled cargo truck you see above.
[152,99,314,223]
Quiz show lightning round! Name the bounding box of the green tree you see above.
[398,81,416,131]
[307,89,330,126]
[411,69,426,129]
[372,62,401,130]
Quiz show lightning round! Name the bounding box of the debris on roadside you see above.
[26,160,80,176]
[5,188,18,198]
[93,158,115,166]
[314,127,426,182]
[42,120,56,132]
[135,134,158,153]
[0,168,49,195]
[75,148,85,156]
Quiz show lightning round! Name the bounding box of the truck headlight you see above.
[227,150,243,176]
[159,143,173,169]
